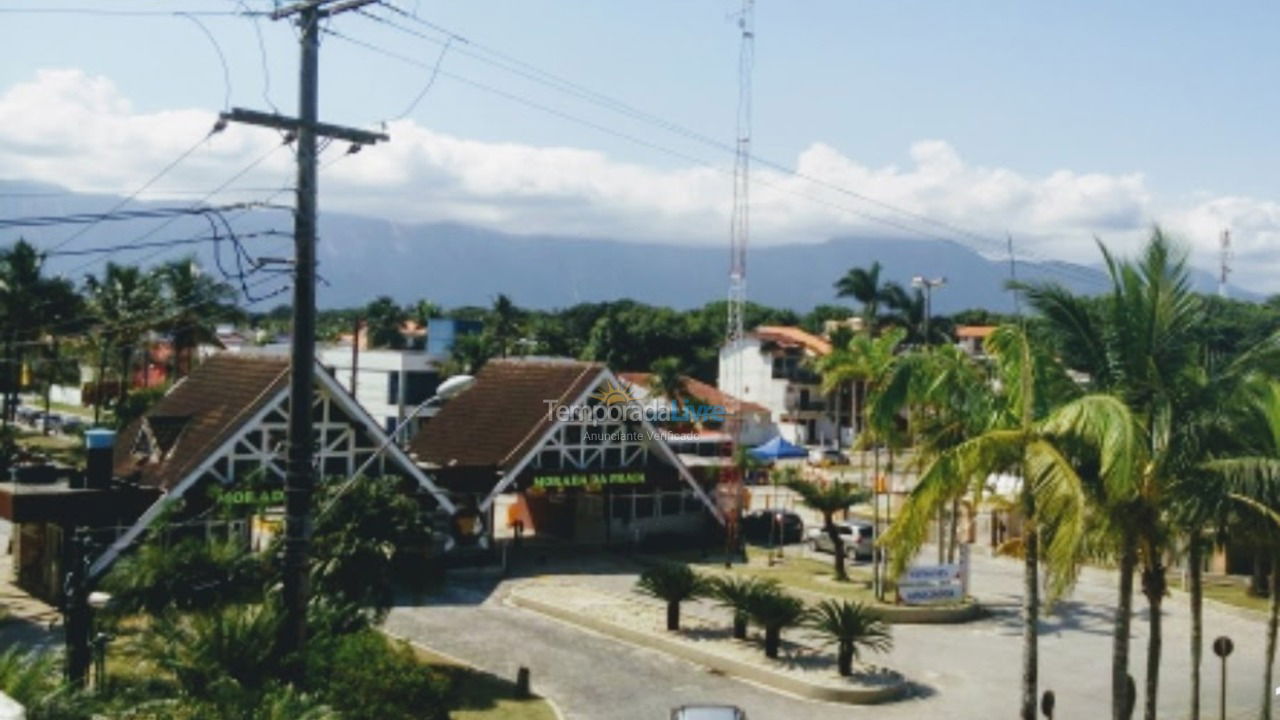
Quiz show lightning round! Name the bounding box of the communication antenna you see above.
[725,0,754,442]
[1218,229,1232,299]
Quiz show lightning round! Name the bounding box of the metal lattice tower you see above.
[1218,229,1232,299]
[726,0,754,441]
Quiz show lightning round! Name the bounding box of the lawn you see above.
[649,545,886,604]
[1169,573,1273,615]
[409,645,560,720]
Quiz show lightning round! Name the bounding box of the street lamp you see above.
[911,275,947,345]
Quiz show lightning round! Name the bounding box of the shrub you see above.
[743,586,807,659]
[306,629,451,720]
[102,537,268,618]
[707,576,778,640]
[805,599,892,676]
[135,604,281,700]
[634,563,710,631]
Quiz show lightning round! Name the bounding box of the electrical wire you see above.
[177,11,234,111]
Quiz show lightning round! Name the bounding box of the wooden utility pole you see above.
[222,0,387,660]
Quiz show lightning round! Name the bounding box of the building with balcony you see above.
[717,326,857,449]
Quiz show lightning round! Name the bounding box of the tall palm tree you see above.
[156,257,239,377]
[805,599,892,676]
[1018,229,1280,720]
[787,477,869,581]
[490,293,523,358]
[834,261,896,335]
[648,356,689,413]
[815,327,905,595]
[883,324,1139,720]
[0,240,82,425]
[84,262,162,408]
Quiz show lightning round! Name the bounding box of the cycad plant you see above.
[707,575,778,640]
[744,586,807,659]
[805,599,893,676]
[634,563,709,631]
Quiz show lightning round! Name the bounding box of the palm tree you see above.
[744,586,807,659]
[0,239,82,425]
[84,262,162,408]
[648,356,689,413]
[634,563,709,631]
[707,575,778,639]
[1017,229,1280,720]
[155,257,239,377]
[363,295,409,350]
[883,324,1139,720]
[787,477,869,581]
[490,293,523,357]
[805,599,892,676]
[834,261,896,334]
[815,327,906,595]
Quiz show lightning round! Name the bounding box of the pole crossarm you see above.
[270,0,379,21]
[221,108,388,145]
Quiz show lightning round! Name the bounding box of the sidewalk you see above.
[0,526,61,650]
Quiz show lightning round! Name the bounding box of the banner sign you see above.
[902,564,962,584]
[899,555,970,606]
[531,471,645,490]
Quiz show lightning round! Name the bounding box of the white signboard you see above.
[899,583,965,605]
[902,564,961,584]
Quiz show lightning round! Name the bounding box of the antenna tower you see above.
[726,0,754,441]
[1218,229,1232,299]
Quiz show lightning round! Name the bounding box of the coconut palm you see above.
[84,262,163,408]
[805,599,892,676]
[155,257,239,377]
[634,563,709,631]
[744,586,807,659]
[707,575,778,639]
[490,293,523,358]
[787,477,869,581]
[834,261,896,334]
[883,324,1139,720]
[648,356,689,413]
[1018,229,1280,720]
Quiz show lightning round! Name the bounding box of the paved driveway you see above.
[386,549,1271,720]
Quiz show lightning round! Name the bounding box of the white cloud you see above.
[1,69,1276,293]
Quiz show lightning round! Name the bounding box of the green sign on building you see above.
[531,471,645,490]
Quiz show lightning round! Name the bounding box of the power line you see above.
[365,2,1109,289]
[1,203,265,230]
[45,230,288,258]
[323,26,1107,292]
[176,11,234,111]
[0,7,264,17]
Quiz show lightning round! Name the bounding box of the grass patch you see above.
[408,645,559,720]
[648,546,885,604]
[1169,574,1272,615]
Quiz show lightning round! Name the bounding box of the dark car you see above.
[741,509,804,545]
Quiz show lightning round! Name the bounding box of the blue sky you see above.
[0,0,1277,289]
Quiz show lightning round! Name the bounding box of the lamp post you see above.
[911,275,947,346]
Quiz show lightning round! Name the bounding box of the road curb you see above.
[508,589,907,705]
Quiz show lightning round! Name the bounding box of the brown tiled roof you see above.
[409,359,604,471]
[754,326,832,355]
[618,372,768,415]
[114,354,290,491]
[956,325,998,339]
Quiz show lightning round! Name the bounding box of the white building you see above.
[718,326,856,449]
[318,346,443,442]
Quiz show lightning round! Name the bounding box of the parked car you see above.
[807,448,849,467]
[741,509,804,545]
[808,520,874,560]
[671,705,747,720]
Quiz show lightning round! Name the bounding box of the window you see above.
[635,495,655,519]
[386,372,400,405]
[611,494,631,522]
[385,417,397,434]
[660,493,681,516]
[403,371,440,405]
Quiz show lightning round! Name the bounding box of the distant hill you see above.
[0,179,1259,312]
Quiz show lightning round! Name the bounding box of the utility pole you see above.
[911,275,946,345]
[222,0,386,661]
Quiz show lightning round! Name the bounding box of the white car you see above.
[808,521,874,560]
[671,706,747,720]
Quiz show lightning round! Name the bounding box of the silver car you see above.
[808,520,874,560]
[671,706,747,720]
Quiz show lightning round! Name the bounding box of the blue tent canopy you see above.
[747,435,809,461]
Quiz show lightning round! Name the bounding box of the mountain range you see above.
[0,179,1258,312]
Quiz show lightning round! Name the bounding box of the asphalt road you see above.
[385,548,1273,720]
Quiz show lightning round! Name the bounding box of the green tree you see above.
[786,478,868,581]
[155,257,240,377]
[363,296,409,350]
[490,293,523,358]
[884,325,1139,720]
[834,261,896,334]
[805,599,892,676]
[743,586,806,659]
[647,356,689,412]
[707,576,778,640]
[84,262,162,410]
[634,563,709,631]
